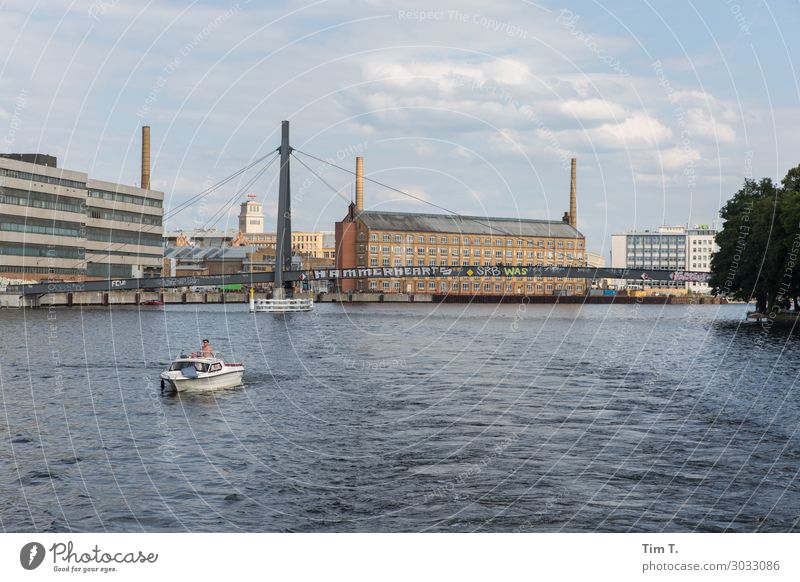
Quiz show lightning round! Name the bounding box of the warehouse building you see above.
[335,158,586,295]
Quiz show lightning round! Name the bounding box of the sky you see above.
[1,0,798,259]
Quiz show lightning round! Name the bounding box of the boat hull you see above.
[160,368,244,393]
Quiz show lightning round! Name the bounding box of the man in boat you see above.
[200,339,214,357]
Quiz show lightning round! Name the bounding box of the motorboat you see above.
[159,352,244,393]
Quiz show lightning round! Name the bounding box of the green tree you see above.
[711,164,800,313]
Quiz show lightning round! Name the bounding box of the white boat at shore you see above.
[250,297,313,312]
[159,352,244,393]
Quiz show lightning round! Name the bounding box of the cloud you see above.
[558,98,626,120]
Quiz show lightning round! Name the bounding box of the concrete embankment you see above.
[316,292,727,305]
[1,291,260,308]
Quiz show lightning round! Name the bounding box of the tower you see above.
[239,195,264,234]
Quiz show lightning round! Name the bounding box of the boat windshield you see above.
[169,361,210,372]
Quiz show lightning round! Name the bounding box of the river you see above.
[1,302,798,532]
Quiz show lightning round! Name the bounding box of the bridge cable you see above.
[199,152,280,232]
[291,152,352,204]
[163,149,279,221]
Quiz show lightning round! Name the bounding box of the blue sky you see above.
[1,0,798,258]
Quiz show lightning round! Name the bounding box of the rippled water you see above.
[1,302,799,532]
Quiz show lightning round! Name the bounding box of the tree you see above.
[711,164,800,313]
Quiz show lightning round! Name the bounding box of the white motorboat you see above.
[159,352,244,393]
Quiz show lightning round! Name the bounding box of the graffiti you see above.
[669,271,711,283]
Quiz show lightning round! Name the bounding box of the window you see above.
[370,281,377,289]
[473,282,480,290]
[441,236,448,243]
[462,282,469,290]
[369,245,377,252]
[406,247,413,255]
[484,283,491,291]
[407,259,413,266]
[429,248,436,255]
[381,246,389,253]
[417,247,425,255]
[383,234,390,242]
[394,281,401,290]
[484,250,491,257]
[440,282,448,291]
[506,284,513,291]
[495,284,502,291]
[429,282,436,290]
[495,250,502,258]
[453,237,459,244]
[406,234,413,242]
[417,281,425,290]
[394,258,401,266]
[394,235,402,242]
[382,258,389,266]
[440,248,448,255]
[393,246,401,253]
[418,235,424,243]
[370,258,377,266]
[429,236,436,243]
[370,234,378,242]
[506,239,513,246]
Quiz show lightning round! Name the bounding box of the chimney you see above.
[569,157,577,229]
[141,125,151,190]
[355,156,364,212]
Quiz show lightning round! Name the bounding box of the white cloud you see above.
[559,98,626,120]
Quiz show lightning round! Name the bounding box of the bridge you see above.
[5,265,709,296]
[2,120,713,299]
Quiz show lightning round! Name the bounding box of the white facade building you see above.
[0,154,163,281]
[610,225,718,293]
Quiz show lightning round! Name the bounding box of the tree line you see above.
[710,164,800,313]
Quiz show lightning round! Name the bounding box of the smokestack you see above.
[355,156,364,212]
[569,157,577,229]
[141,125,151,190]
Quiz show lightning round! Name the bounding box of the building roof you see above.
[164,246,256,260]
[355,210,583,238]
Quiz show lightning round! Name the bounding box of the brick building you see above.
[335,158,586,296]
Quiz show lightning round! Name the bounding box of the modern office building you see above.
[335,157,586,295]
[0,130,163,282]
[610,225,718,292]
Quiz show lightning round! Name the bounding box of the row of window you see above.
[87,207,162,226]
[0,167,86,189]
[368,232,583,249]
[86,263,135,277]
[85,249,162,259]
[367,280,584,293]
[366,245,582,260]
[86,227,162,247]
[88,189,162,208]
[0,265,85,275]
[0,186,85,214]
[366,258,582,268]
[0,242,84,259]
[0,214,84,238]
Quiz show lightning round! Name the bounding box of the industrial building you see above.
[335,158,587,296]
[610,225,718,293]
[0,127,163,283]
